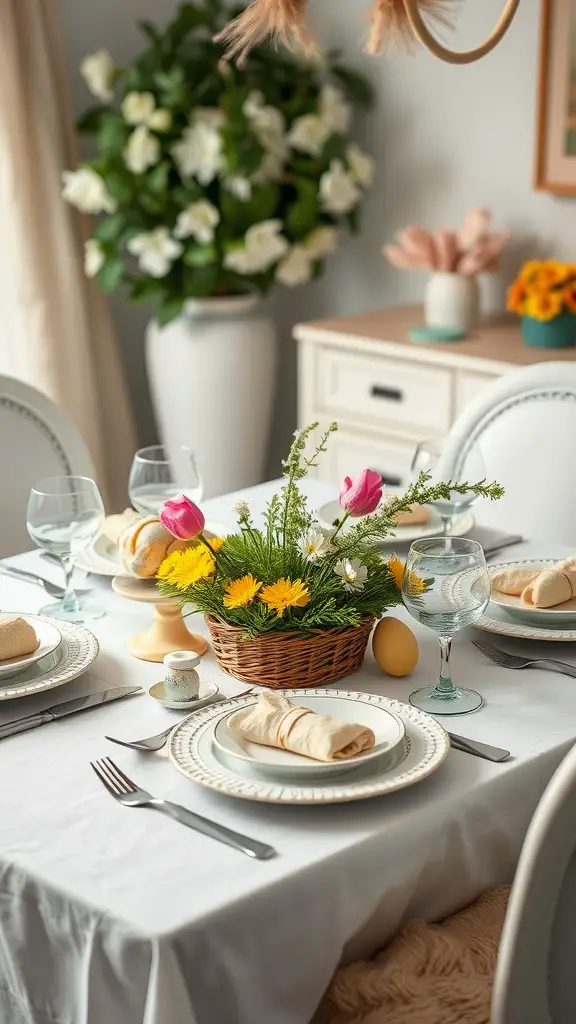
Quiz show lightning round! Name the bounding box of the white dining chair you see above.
[443,362,576,547]
[0,375,96,557]
[491,740,576,1024]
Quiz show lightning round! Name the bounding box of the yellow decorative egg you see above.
[372,616,419,677]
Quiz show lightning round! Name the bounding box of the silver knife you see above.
[0,686,143,740]
[448,731,510,762]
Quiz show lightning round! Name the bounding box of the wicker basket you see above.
[205,615,375,689]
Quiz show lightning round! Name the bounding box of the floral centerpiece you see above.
[61,3,375,325]
[507,260,576,349]
[155,422,503,688]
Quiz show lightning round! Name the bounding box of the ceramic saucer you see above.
[149,678,219,710]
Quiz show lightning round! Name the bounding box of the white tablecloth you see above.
[0,479,573,1024]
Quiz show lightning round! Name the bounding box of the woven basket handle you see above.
[403,0,520,64]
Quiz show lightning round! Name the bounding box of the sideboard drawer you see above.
[318,348,452,434]
[315,427,415,489]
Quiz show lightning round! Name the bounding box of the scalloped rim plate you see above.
[477,560,576,641]
[0,620,99,700]
[169,689,449,805]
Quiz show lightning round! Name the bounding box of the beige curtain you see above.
[0,0,137,511]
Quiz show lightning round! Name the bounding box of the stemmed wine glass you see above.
[401,538,491,715]
[412,438,485,537]
[128,445,203,516]
[27,476,105,622]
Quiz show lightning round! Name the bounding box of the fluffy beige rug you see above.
[320,886,511,1024]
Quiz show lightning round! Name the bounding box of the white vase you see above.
[145,296,276,498]
[424,272,479,333]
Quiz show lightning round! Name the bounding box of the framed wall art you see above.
[535,0,576,195]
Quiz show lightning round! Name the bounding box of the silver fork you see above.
[105,687,256,751]
[472,634,576,678]
[0,564,91,600]
[90,757,276,860]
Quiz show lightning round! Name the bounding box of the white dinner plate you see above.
[212,693,405,780]
[75,519,229,577]
[0,614,62,680]
[489,559,576,627]
[169,689,449,805]
[315,499,474,547]
[0,620,99,700]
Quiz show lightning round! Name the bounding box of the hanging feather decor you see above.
[215,0,521,67]
[366,0,456,55]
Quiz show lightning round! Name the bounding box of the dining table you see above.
[0,477,574,1024]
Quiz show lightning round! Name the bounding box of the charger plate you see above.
[0,620,99,700]
[169,689,449,805]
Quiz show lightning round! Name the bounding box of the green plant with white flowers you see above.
[62,1,375,326]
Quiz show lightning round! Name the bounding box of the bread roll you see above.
[119,516,188,578]
[394,504,430,527]
[0,617,39,661]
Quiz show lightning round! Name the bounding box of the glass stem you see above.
[436,635,455,696]
[441,515,452,553]
[61,556,79,612]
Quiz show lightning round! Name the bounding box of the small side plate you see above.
[490,558,576,626]
[0,614,62,680]
[212,693,406,781]
[149,678,218,710]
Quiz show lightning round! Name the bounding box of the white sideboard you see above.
[294,304,576,487]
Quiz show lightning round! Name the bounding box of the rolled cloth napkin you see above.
[227,692,375,762]
[522,557,576,608]
[0,617,39,661]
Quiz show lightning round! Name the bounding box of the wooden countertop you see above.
[294,305,576,367]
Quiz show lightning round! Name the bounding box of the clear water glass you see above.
[27,476,105,622]
[128,444,203,515]
[401,538,490,715]
[411,438,485,536]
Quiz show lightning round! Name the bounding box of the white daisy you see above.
[297,528,333,562]
[334,557,368,592]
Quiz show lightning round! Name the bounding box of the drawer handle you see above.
[370,384,403,402]
[371,470,402,488]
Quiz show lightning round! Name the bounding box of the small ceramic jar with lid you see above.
[163,650,201,702]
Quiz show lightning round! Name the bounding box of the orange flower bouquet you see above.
[507,260,576,348]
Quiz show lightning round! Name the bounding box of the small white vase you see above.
[424,272,479,333]
[145,296,276,498]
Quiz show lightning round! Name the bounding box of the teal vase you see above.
[521,312,576,348]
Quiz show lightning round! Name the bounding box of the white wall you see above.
[61,0,576,471]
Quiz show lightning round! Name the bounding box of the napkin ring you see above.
[276,706,314,749]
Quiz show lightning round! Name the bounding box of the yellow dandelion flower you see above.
[526,289,564,322]
[206,537,226,553]
[224,574,262,609]
[388,555,426,594]
[157,545,215,591]
[260,578,310,618]
[389,555,405,589]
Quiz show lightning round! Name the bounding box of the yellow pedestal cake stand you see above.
[112,576,208,663]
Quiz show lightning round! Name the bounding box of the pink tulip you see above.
[159,494,205,539]
[339,470,383,517]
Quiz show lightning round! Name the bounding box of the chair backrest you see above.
[491,741,576,1024]
[0,375,96,557]
[443,362,576,546]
